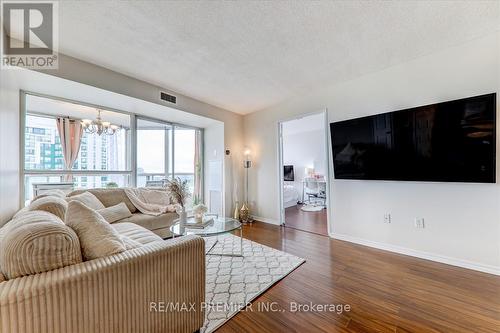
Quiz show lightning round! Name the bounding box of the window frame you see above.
[20,91,204,207]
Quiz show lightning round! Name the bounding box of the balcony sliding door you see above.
[136,118,172,187]
[173,126,199,201]
[136,119,203,206]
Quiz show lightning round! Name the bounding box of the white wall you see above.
[244,32,500,274]
[283,128,326,199]
[0,62,242,224]
[204,122,225,216]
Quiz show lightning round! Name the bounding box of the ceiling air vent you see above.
[160,91,177,104]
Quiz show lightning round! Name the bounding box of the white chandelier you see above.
[81,109,121,136]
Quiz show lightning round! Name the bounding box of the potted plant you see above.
[165,177,191,226]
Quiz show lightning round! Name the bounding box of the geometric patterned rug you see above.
[201,234,305,333]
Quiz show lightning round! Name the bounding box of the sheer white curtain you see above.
[193,130,203,202]
[56,117,83,180]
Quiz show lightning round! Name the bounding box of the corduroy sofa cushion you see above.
[31,189,67,203]
[26,195,68,220]
[120,235,142,250]
[67,191,106,210]
[119,212,178,231]
[68,188,137,213]
[0,210,82,279]
[112,222,163,245]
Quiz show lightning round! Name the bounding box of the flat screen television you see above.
[284,165,294,181]
[330,93,496,183]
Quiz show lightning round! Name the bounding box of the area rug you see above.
[300,204,325,212]
[201,234,305,333]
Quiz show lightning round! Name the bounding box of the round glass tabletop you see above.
[170,217,242,237]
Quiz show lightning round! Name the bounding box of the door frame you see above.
[277,109,332,234]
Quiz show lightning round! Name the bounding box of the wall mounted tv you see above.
[330,93,496,183]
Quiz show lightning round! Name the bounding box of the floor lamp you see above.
[240,148,253,223]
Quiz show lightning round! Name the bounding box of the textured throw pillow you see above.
[97,202,132,223]
[31,189,67,203]
[121,235,142,250]
[0,210,82,279]
[12,206,29,219]
[65,201,125,260]
[27,196,68,220]
[67,191,105,210]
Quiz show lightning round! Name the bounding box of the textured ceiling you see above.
[54,1,500,114]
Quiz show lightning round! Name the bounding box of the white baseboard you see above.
[252,216,281,225]
[330,232,500,276]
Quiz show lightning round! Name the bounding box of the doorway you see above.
[278,111,330,236]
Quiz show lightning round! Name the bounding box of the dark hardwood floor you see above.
[284,205,328,236]
[219,222,500,333]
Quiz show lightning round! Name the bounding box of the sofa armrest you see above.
[0,235,205,333]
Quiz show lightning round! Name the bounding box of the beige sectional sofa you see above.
[0,190,205,333]
[68,188,178,238]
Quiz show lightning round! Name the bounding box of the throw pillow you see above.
[67,191,105,210]
[0,210,82,279]
[65,201,125,260]
[97,202,132,223]
[27,196,68,220]
[31,189,67,203]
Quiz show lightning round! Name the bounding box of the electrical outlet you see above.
[384,213,391,224]
[414,218,425,229]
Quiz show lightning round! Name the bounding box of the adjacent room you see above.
[280,112,328,235]
[1,1,500,333]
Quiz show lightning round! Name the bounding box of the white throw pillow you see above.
[65,201,125,260]
[97,202,132,223]
[67,192,105,210]
[31,189,67,203]
[28,196,68,220]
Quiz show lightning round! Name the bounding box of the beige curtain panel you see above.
[56,117,83,174]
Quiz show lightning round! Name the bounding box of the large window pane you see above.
[23,94,132,205]
[25,115,64,170]
[136,118,172,187]
[174,126,196,195]
[75,129,129,171]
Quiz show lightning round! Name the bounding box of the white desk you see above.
[302,179,326,205]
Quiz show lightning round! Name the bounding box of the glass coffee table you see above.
[170,217,243,257]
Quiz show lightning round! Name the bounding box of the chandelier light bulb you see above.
[81,109,121,136]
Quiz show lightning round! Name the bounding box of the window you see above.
[22,93,204,207]
[23,94,132,204]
